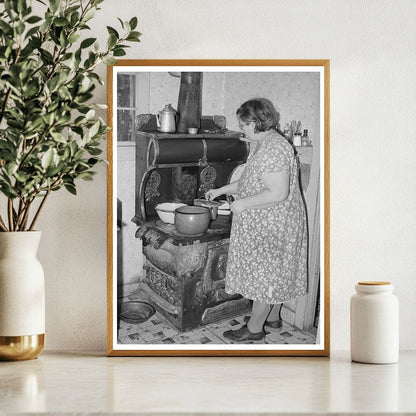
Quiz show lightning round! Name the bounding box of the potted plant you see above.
[0,0,140,360]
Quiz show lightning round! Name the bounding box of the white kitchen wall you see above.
[32,0,415,351]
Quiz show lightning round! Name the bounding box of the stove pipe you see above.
[176,72,202,133]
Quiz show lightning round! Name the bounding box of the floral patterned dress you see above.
[226,130,308,304]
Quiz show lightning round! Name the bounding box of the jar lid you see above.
[355,281,394,293]
[358,281,391,285]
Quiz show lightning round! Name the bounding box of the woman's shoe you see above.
[243,315,283,329]
[223,324,265,342]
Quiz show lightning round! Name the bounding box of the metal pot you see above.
[174,205,211,236]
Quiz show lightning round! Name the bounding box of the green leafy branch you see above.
[0,0,141,231]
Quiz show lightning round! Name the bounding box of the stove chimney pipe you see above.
[176,72,202,133]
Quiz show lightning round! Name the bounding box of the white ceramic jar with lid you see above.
[350,281,399,364]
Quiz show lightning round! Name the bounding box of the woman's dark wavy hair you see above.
[236,98,280,133]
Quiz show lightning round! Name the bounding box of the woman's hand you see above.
[205,181,239,202]
[205,188,222,201]
[230,199,246,214]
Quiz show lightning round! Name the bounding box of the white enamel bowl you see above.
[155,202,187,224]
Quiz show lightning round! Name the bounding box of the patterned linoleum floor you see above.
[117,291,317,346]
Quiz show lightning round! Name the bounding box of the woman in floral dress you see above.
[206,98,308,342]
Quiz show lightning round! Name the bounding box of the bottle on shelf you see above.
[301,129,311,146]
[293,133,302,147]
[292,121,302,147]
[283,123,292,143]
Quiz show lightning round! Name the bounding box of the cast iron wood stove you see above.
[132,129,251,332]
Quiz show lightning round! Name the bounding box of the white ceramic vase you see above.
[0,231,45,361]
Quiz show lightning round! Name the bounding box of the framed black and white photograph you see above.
[107,60,330,356]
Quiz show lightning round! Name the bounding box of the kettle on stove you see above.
[156,104,176,133]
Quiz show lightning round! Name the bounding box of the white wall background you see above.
[34,0,416,351]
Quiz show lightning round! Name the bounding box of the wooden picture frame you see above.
[107,60,330,356]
